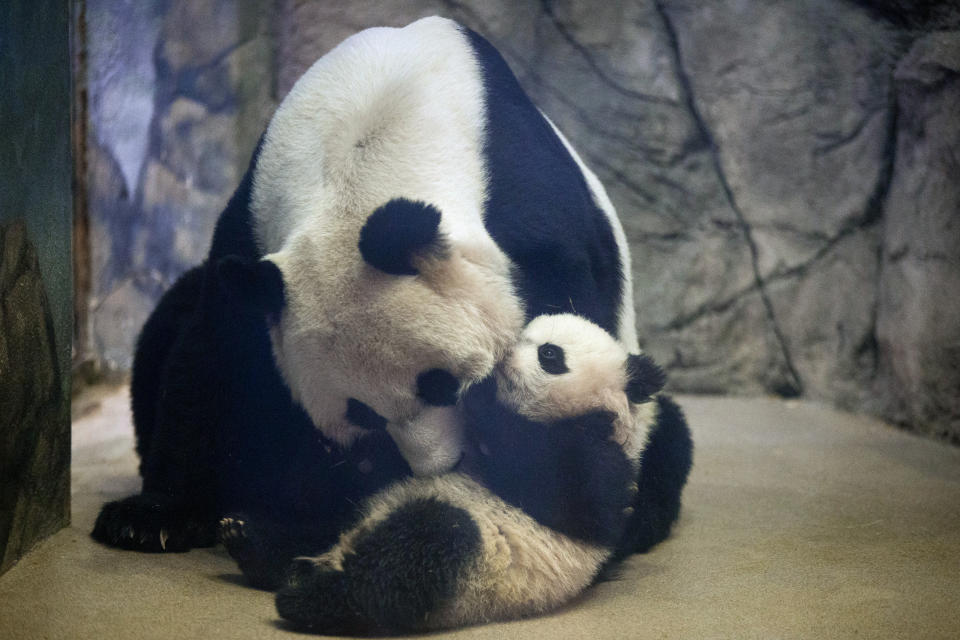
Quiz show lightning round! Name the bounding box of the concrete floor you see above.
[1,385,958,639]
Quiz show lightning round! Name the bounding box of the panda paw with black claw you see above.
[91,493,214,552]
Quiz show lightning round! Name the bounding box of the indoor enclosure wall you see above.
[0,0,73,574]
[75,0,960,444]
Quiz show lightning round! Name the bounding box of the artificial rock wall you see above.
[80,0,960,443]
[78,0,275,371]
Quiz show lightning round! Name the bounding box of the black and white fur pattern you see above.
[251,16,636,474]
[275,315,689,633]
[92,16,644,565]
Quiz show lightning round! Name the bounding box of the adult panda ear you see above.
[216,255,285,315]
[358,198,448,275]
[625,353,666,403]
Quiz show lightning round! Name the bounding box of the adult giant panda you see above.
[274,314,692,633]
[93,17,642,565]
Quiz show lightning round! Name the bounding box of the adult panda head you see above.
[220,198,523,476]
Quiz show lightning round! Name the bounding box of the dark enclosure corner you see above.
[0,0,73,575]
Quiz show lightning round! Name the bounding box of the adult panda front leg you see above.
[93,256,303,554]
[92,264,226,552]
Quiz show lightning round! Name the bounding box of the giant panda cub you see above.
[275,314,689,633]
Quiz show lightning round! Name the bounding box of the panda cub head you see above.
[493,313,665,461]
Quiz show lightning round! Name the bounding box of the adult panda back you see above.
[465,28,637,349]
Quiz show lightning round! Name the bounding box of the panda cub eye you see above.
[537,343,569,375]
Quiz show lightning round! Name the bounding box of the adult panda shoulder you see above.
[92,17,638,562]
[275,314,692,633]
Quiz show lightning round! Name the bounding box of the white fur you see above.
[386,406,464,477]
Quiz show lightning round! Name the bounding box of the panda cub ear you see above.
[625,353,666,404]
[216,256,285,315]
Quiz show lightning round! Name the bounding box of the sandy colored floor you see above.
[1,385,958,639]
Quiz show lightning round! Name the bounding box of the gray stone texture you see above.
[875,31,960,443]
[80,0,276,370]
[0,0,72,574]
[82,0,960,443]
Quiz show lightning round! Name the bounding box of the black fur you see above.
[357,198,446,275]
[129,264,205,470]
[461,376,635,548]
[276,498,481,634]
[537,343,569,374]
[625,353,666,403]
[615,395,693,558]
[415,368,460,406]
[216,256,284,315]
[276,560,367,634]
[218,515,347,591]
[465,28,625,334]
[345,398,388,431]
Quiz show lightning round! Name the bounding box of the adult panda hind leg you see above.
[616,394,693,558]
[277,497,481,634]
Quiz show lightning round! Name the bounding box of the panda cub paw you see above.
[276,562,364,634]
[217,515,248,546]
[218,513,281,590]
